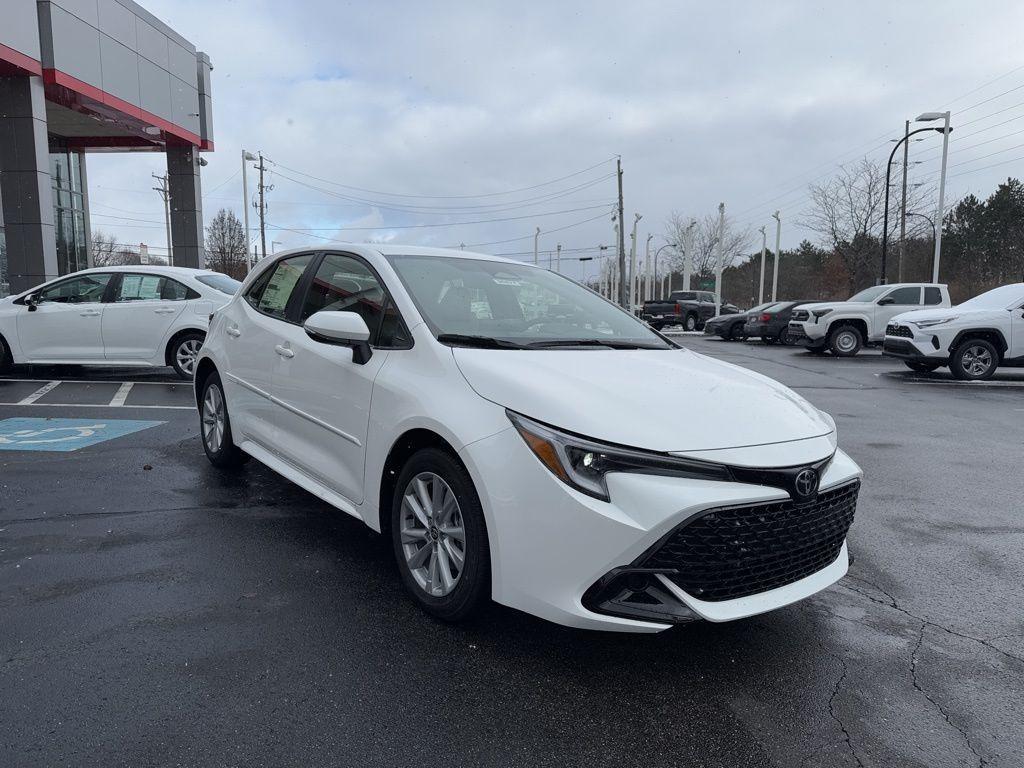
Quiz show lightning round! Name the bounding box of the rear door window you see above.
[884,287,922,305]
[924,287,943,305]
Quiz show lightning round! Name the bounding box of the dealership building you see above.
[0,0,213,296]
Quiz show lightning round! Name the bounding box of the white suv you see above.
[194,245,863,633]
[788,283,951,356]
[0,266,240,378]
[883,283,1024,380]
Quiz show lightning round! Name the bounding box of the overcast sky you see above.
[87,0,1024,283]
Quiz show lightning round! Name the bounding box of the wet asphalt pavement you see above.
[1,339,1022,768]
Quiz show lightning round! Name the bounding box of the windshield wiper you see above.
[436,334,527,349]
[524,338,666,350]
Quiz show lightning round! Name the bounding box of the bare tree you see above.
[801,157,931,289]
[664,210,751,283]
[204,208,248,279]
[91,230,141,267]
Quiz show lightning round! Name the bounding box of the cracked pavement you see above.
[1,340,1021,767]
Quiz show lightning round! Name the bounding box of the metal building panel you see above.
[99,33,140,106]
[167,39,196,85]
[138,56,172,121]
[97,0,137,50]
[0,0,43,62]
[169,77,200,135]
[134,16,168,69]
[48,0,100,27]
[46,4,103,89]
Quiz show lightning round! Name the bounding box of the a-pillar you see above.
[166,143,204,268]
[0,75,57,293]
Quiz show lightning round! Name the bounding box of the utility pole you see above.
[899,120,909,283]
[682,219,696,290]
[254,152,272,262]
[616,158,626,307]
[556,243,562,273]
[714,203,725,316]
[933,111,951,282]
[241,150,257,270]
[758,226,767,305]
[152,173,172,266]
[533,226,540,265]
[644,234,653,303]
[629,213,641,313]
[771,210,782,301]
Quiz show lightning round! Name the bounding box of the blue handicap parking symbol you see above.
[0,418,165,452]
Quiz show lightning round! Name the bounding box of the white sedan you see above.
[0,266,239,378]
[195,245,863,632]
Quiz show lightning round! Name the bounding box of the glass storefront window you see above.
[49,141,88,275]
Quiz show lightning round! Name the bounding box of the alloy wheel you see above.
[399,472,466,598]
[961,344,993,377]
[176,339,203,376]
[202,384,226,454]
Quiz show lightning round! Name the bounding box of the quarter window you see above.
[246,254,315,319]
[885,287,922,305]
[924,287,943,305]
[37,273,112,304]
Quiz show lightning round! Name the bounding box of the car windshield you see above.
[846,286,889,303]
[196,273,242,295]
[386,254,672,349]
[958,284,1024,310]
[750,302,778,313]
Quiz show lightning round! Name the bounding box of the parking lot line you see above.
[1,401,193,410]
[109,382,134,407]
[17,381,61,405]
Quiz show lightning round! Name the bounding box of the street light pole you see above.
[899,120,909,283]
[906,212,936,244]
[757,225,767,305]
[771,210,781,302]
[533,226,540,266]
[714,203,725,316]
[644,234,653,302]
[241,150,256,270]
[682,219,696,290]
[556,242,561,273]
[653,243,676,299]
[629,212,641,313]
[882,121,951,284]
[924,111,953,282]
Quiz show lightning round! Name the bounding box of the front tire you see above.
[904,360,941,373]
[0,335,12,373]
[829,325,863,357]
[950,339,998,381]
[171,331,206,379]
[200,372,247,469]
[391,448,490,623]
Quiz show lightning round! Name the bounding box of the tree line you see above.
[659,161,1024,308]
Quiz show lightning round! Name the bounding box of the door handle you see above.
[79,310,101,317]
[274,344,295,359]
[154,308,177,315]
[226,327,242,338]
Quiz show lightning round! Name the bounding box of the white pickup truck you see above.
[787,283,952,356]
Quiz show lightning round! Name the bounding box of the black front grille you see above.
[791,309,810,322]
[642,481,859,602]
[886,323,914,338]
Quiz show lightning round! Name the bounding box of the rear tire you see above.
[828,325,863,357]
[778,327,791,345]
[949,338,998,381]
[199,372,248,469]
[904,360,941,373]
[0,335,12,373]
[684,314,698,332]
[391,448,491,623]
[171,331,206,379]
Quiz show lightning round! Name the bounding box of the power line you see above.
[456,210,615,248]
[268,156,617,200]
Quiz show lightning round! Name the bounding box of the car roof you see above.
[76,265,218,278]
[270,244,524,266]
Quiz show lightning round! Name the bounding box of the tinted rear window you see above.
[196,274,242,295]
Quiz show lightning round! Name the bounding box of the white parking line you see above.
[17,381,61,405]
[108,382,134,407]
[4,402,193,410]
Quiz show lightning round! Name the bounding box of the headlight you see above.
[811,309,833,322]
[507,411,731,501]
[911,315,958,328]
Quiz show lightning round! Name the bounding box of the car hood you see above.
[451,346,833,452]
[798,301,870,313]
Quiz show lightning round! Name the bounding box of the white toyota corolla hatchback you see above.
[195,245,863,632]
[0,265,240,378]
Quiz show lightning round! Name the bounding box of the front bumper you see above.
[882,326,949,361]
[788,321,826,347]
[460,427,863,632]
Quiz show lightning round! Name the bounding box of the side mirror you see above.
[877,296,895,305]
[25,293,38,312]
[303,310,373,364]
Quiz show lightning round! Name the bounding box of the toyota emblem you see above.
[794,468,819,499]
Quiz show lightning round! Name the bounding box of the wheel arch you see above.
[948,328,1007,358]
[164,327,207,367]
[826,316,869,341]
[193,356,218,409]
